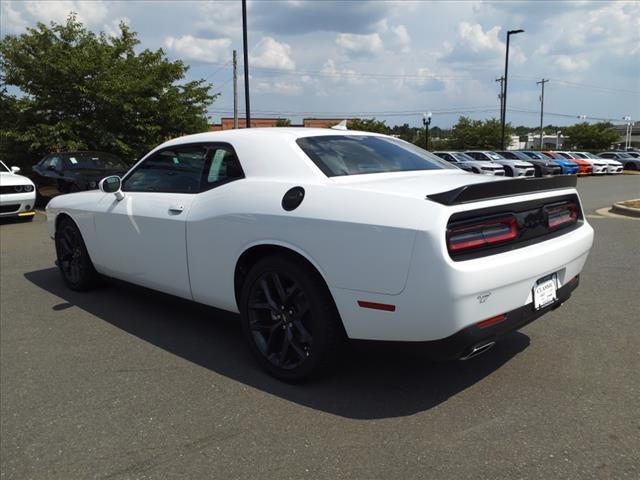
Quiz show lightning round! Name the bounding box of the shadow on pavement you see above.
[25,267,529,420]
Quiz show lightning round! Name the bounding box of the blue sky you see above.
[2,0,639,128]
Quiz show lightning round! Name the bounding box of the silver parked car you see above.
[465,151,535,177]
[433,151,505,176]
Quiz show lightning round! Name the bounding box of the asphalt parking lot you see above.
[1,175,639,479]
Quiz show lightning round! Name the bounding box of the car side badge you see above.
[282,187,305,211]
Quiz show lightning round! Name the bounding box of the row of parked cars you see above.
[1,148,639,221]
[433,150,640,177]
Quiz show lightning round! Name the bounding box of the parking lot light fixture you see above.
[501,28,524,150]
[423,112,432,150]
[556,131,562,149]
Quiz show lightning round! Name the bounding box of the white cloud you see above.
[443,22,525,65]
[554,55,589,72]
[0,1,28,33]
[254,80,302,96]
[164,35,231,63]
[335,32,383,57]
[390,25,411,53]
[103,17,130,38]
[23,0,108,26]
[250,37,295,70]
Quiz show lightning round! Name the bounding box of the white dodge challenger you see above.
[46,128,594,380]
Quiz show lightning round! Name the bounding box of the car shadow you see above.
[25,267,530,420]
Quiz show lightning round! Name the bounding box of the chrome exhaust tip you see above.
[459,341,496,361]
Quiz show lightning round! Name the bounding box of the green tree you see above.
[562,122,621,150]
[274,118,291,127]
[448,116,512,150]
[347,118,389,134]
[0,15,216,170]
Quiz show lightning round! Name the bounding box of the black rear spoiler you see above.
[427,176,578,206]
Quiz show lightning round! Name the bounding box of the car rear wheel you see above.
[55,217,99,291]
[239,255,344,381]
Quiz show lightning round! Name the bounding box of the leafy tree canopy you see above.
[346,118,389,134]
[562,122,621,150]
[448,116,513,150]
[0,14,216,170]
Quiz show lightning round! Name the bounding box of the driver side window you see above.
[123,146,208,193]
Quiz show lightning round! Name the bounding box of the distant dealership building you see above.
[208,118,342,131]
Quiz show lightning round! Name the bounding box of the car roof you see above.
[148,128,393,182]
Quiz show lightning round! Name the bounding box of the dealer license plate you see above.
[533,274,558,310]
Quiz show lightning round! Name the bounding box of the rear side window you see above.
[201,146,244,191]
[296,135,453,177]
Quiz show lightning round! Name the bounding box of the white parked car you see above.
[465,151,535,177]
[0,161,36,220]
[433,151,505,176]
[576,152,622,174]
[45,129,594,380]
[570,152,608,174]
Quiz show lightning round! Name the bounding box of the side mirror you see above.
[46,165,57,171]
[11,166,21,173]
[99,175,124,201]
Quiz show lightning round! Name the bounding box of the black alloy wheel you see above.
[55,218,99,290]
[240,255,344,381]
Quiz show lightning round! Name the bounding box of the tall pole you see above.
[501,29,524,150]
[232,50,238,129]
[422,112,432,150]
[496,76,505,126]
[537,78,549,150]
[241,0,251,128]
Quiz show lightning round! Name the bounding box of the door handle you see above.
[168,204,184,213]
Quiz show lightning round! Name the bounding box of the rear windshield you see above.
[296,135,453,177]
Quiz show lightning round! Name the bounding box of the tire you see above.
[55,217,99,291]
[239,255,344,381]
[472,168,480,174]
[505,166,514,177]
[534,166,542,177]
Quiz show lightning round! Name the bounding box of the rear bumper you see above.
[424,276,579,360]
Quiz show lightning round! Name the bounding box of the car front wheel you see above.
[239,255,344,381]
[55,217,99,291]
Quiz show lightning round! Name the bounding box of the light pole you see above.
[422,112,432,150]
[623,116,632,150]
[241,0,251,128]
[556,130,562,150]
[501,29,524,150]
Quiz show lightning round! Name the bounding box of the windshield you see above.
[484,152,504,161]
[497,151,519,160]
[617,152,632,158]
[65,152,127,170]
[583,153,601,159]
[0,161,10,173]
[296,135,453,177]
[452,152,476,162]
[522,151,544,160]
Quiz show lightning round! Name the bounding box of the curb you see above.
[611,200,640,218]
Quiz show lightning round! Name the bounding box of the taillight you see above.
[447,216,518,252]
[547,202,577,229]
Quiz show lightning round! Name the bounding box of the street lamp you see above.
[623,116,632,150]
[556,130,562,149]
[500,28,524,150]
[422,111,432,150]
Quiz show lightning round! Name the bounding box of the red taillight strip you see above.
[447,216,518,252]
[476,314,507,329]
[547,203,577,229]
[357,301,396,312]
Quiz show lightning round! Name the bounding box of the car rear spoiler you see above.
[426,176,578,206]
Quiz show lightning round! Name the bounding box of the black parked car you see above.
[31,151,128,202]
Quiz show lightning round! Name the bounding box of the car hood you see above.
[331,170,502,199]
[0,172,35,186]
[467,160,503,168]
